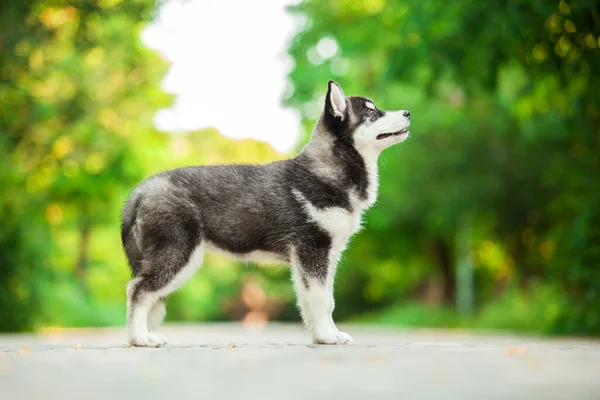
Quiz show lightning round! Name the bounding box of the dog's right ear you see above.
[325,80,347,121]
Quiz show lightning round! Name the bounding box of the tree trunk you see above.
[434,238,455,305]
[76,220,91,292]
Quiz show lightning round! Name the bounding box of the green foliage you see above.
[0,0,170,330]
[474,283,564,333]
[1,0,599,336]
[360,283,564,335]
[359,303,458,329]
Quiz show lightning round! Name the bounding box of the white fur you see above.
[205,241,285,265]
[147,300,166,332]
[355,110,410,153]
[360,159,380,208]
[126,278,165,347]
[290,248,353,344]
[365,101,375,109]
[292,189,362,251]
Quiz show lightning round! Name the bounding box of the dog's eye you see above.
[367,108,374,116]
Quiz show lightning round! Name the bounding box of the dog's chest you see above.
[311,206,363,249]
[364,160,379,207]
[293,189,370,251]
[292,159,379,251]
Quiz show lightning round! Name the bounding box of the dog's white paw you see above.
[148,333,167,346]
[129,332,167,347]
[314,330,354,345]
[335,330,353,344]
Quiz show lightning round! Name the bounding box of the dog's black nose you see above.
[403,111,410,118]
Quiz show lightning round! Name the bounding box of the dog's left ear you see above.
[326,80,347,121]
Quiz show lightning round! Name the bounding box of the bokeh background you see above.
[1,0,599,336]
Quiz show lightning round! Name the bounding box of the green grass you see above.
[355,283,565,335]
[357,303,459,328]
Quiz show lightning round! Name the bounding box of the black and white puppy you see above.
[121,81,410,346]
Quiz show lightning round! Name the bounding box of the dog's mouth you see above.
[376,129,409,140]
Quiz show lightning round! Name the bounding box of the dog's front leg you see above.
[291,247,353,345]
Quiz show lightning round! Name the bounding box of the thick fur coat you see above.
[121,81,410,346]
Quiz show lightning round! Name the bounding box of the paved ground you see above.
[1,323,599,399]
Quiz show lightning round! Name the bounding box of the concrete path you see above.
[1,323,599,399]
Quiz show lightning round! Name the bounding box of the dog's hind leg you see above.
[290,243,353,345]
[127,244,203,347]
[148,297,166,333]
[127,277,163,347]
[126,211,204,347]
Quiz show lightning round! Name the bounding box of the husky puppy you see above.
[121,81,410,346]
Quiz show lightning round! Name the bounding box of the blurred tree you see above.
[2,0,598,335]
[286,0,600,334]
[0,0,170,329]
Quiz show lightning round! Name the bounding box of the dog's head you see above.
[322,80,410,155]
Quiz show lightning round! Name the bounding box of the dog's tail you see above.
[121,191,143,277]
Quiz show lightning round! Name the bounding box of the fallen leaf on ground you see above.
[505,345,529,356]
[18,348,31,356]
[74,344,82,350]
[318,356,333,370]
[366,353,388,363]
[228,344,236,350]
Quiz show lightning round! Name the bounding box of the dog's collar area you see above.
[376,129,408,140]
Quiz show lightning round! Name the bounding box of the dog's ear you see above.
[326,80,347,121]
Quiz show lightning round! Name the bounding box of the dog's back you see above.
[121,161,304,277]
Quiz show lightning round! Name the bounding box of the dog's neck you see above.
[298,118,380,208]
[299,122,339,180]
